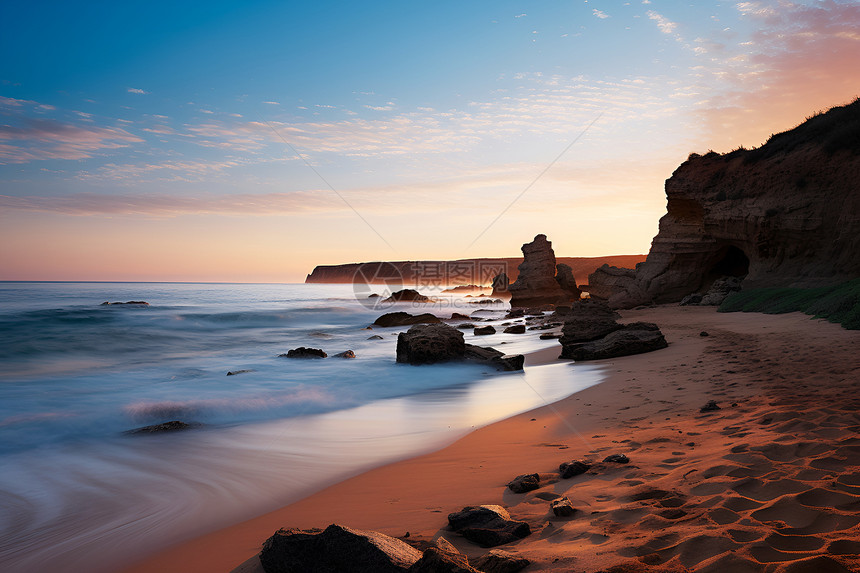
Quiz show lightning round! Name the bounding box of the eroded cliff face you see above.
[590,98,860,308]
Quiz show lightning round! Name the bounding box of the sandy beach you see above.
[122,305,860,573]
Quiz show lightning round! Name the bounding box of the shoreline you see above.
[124,305,860,573]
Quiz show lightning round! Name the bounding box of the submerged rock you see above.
[260,524,422,573]
[502,324,525,334]
[333,350,356,359]
[374,312,441,328]
[226,369,254,376]
[281,347,327,359]
[125,420,197,435]
[383,289,431,303]
[473,326,496,335]
[447,505,531,548]
[100,301,149,306]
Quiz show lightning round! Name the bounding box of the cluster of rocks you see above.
[396,323,524,371]
[679,276,743,306]
[558,301,667,360]
[259,523,529,573]
[502,235,582,308]
[256,450,641,572]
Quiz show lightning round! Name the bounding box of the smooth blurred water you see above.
[0,282,603,572]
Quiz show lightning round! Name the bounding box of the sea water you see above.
[0,282,603,572]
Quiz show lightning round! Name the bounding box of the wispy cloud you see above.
[592,9,610,19]
[647,10,678,35]
[0,116,143,164]
[127,88,148,95]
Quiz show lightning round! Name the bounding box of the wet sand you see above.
[124,305,860,573]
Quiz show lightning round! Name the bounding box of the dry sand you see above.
[124,305,860,573]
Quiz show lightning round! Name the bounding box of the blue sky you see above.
[2,1,859,281]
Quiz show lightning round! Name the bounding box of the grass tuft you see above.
[718,278,860,330]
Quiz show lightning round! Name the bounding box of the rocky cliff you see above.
[306,255,646,287]
[589,98,860,308]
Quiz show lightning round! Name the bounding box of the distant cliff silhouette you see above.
[306,255,646,287]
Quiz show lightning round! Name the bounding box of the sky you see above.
[1,0,859,283]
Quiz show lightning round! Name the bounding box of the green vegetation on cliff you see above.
[718,278,860,330]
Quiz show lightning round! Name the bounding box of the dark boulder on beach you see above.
[502,324,525,334]
[559,460,590,478]
[473,326,496,335]
[472,550,530,573]
[447,505,531,548]
[383,289,431,304]
[507,473,540,493]
[561,325,667,361]
[374,312,441,328]
[125,420,198,435]
[558,301,622,346]
[449,313,470,321]
[281,347,327,359]
[550,497,577,517]
[334,350,356,359]
[260,524,422,573]
[407,547,480,573]
[396,324,465,365]
[603,453,630,464]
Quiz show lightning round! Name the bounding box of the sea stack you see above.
[508,234,577,308]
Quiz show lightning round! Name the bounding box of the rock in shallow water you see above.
[396,324,465,365]
[125,420,198,435]
[260,524,422,573]
[374,312,441,327]
[281,347,327,359]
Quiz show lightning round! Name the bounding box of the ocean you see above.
[0,282,603,572]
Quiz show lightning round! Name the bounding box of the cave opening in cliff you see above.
[707,245,750,282]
